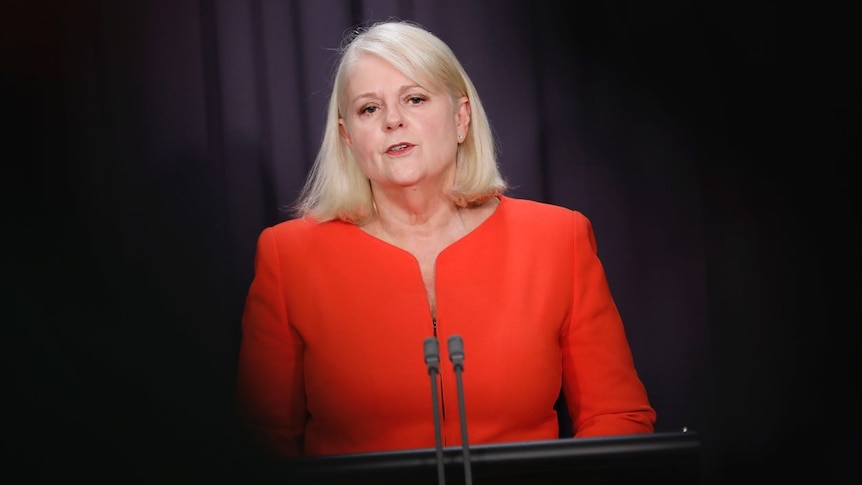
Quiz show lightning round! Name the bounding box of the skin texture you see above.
[338,54,469,203]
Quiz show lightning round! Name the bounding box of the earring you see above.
[457,134,463,141]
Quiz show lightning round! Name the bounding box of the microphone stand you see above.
[424,337,446,485]
[448,334,472,485]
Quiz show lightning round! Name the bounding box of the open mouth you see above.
[388,144,411,153]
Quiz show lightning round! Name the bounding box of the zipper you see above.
[432,315,446,423]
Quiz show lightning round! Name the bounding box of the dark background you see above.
[3,0,859,483]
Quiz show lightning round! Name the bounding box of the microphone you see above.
[447,334,472,485]
[423,337,446,485]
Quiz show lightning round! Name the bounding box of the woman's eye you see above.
[360,105,378,115]
[407,96,425,105]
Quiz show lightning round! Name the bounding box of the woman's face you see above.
[339,54,470,195]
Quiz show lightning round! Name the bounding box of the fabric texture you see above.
[237,195,656,457]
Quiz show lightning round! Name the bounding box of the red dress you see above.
[237,195,656,457]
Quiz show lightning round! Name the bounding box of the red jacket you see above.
[237,195,656,457]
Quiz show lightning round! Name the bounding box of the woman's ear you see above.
[456,96,471,139]
[338,118,352,147]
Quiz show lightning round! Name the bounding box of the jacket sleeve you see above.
[562,211,657,437]
[236,226,306,457]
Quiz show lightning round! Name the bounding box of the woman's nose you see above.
[384,106,404,130]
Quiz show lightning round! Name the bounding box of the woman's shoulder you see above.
[497,196,596,248]
[499,195,589,224]
[262,216,357,243]
[269,216,318,232]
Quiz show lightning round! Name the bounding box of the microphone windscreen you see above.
[448,334,464,362]
[424,336,440,366]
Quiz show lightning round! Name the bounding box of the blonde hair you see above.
[293,19,507,224]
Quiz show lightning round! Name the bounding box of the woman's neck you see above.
[369,194,466,246]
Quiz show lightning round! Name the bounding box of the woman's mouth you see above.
[387,143,412,153]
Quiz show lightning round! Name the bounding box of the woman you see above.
[237,19,656,458]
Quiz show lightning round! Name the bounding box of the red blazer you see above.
[237,195,656,457]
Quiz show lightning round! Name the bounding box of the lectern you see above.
[270,431,702,484]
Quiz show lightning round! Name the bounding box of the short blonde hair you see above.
[293,20,507,224]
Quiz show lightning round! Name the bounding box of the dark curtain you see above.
[4,0,858,483]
